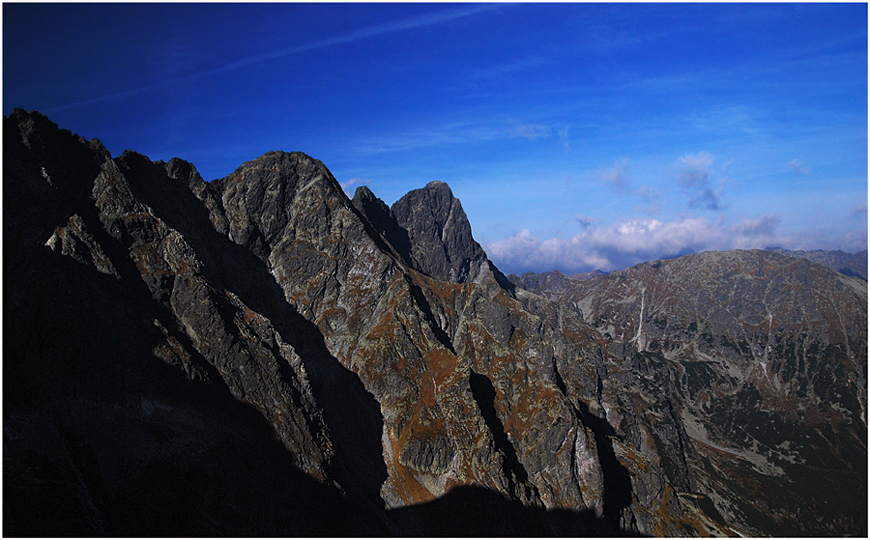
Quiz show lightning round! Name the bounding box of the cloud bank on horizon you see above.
[485,212,866,275]
[3,3,866,275]
[486,147,866,274]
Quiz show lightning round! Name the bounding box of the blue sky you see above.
[4,3,867,274]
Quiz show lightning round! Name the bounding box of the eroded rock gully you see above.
[5,109,866,536]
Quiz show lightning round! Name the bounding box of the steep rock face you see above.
[207,149,615,523]
[508,270,577,296]
[539,250,868,536]
[389,180,488,284]
[4,113,633,536]
[4,110,379,535]
[5,109,866,537]
[347,182,625,520]
[351,185,415,268]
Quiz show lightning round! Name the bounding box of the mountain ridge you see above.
[4,109,866,536]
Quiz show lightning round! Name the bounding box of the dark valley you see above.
[4,109,867,536]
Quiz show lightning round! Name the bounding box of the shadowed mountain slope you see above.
[4,109,866,536]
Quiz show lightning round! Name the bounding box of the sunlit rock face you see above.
[517,250,868,536]
[5,108,866,537]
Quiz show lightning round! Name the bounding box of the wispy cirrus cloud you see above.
[354,121,506,154]
[558,127,571,150]
[599,158,632,191]
[598,159,661,214]
[356,118,566,154]
[787,159,811,175]
[463,54,552,83]
[47,4,502,113]
[511,124,552,139]
[340,177,371,195]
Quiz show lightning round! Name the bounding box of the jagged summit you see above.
[351,179,498,286]
[5,109,867,537]
[390,180,486,284]
[351,184,415,268]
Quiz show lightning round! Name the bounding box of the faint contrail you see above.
[45,4,501,113]
[206,3,501,75]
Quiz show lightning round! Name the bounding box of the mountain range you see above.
[4,109,866,536]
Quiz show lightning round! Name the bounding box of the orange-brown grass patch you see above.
[408,270,466,327]
[613,439,651,473]
[425,348,461,389]
[417,368,438,409]
[384,430,436,504]
[508,327,530,353]
[492,287,528,318]
[653,484,674,537]
[242,307,261,325]
[502,381,560,436]
[367,311,399,341]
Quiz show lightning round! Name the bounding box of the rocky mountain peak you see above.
[350,185,386,219]
[163,156,199,183]
[5,109,867,537]
[210,149,351,256]
[351,185,414,268]
[508,270,574,295]
[9,108,106,158]
[390,180,486,283]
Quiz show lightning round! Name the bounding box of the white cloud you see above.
[689,188,724,211]
[737,214,780,236]
[486,229,608,274]
[637,186,660,202]
[633,186,662,215]
[596,161,664,215]
[340,177,371,195]
[485,213,793,274]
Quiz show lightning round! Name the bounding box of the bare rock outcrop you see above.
[5,109,866,537]
[520,250,868,535]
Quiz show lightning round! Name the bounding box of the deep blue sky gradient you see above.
[4,3,867,273]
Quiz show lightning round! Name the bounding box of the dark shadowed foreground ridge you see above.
[4,109,867,536]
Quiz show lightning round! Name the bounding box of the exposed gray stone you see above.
[4,109,866,537]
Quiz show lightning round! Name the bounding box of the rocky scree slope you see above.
[4,109,867,536]
[517,250,867,536]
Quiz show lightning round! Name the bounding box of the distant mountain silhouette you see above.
[766,246,867,280]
